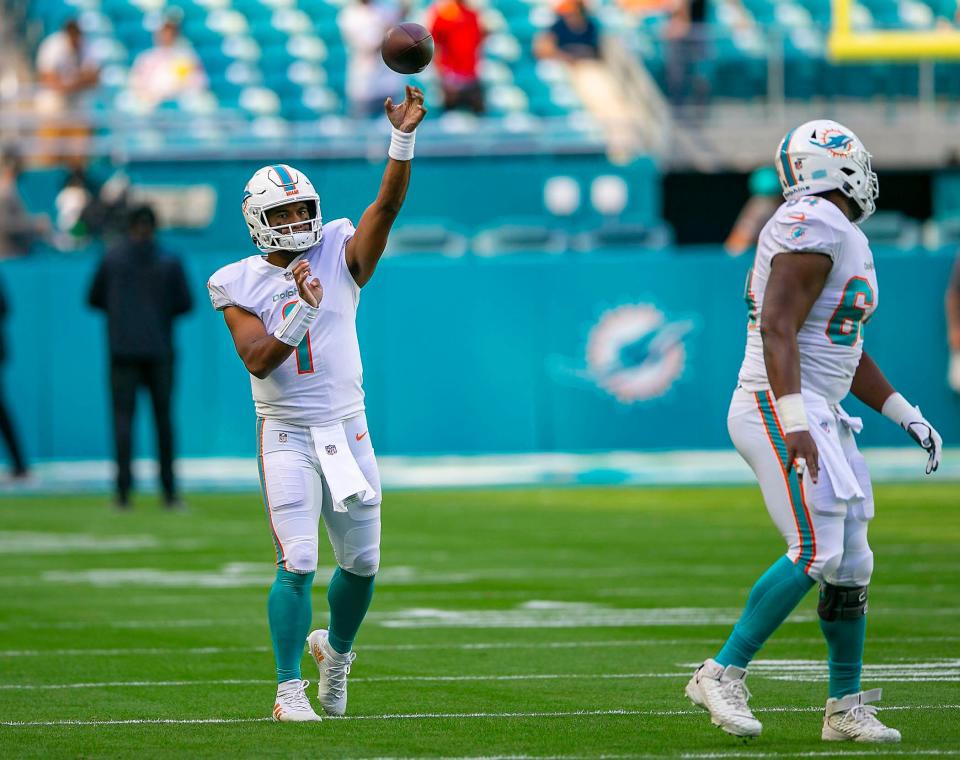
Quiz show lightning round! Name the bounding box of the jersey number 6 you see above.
[281,301,315,374]
[826,276,874,347]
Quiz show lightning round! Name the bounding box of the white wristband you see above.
[881,392,915,427]
[273,299,319,346]
[775,393,808,433]
[388,127,415,161]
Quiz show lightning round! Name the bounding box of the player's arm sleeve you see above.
[768,206,842,261]
[206,275,236,312]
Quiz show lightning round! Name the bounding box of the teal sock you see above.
[327,567,375,654]
[267,568,315,683]
[716,555,815,668]
[820,611,866,698]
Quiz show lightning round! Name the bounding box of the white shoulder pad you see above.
[206,260,248,311]
[768,197,848,261]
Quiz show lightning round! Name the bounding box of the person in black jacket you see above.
[0,275,29,479]
[88,205,193,508]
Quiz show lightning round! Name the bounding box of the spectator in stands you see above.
[0,148,50,258]
[947,255,960,393]
[0,275,29,481]
[535,0,601,63]
[51,167,130,250]
[338,0,403,118]
[34,18,100,166]
[724,166,782,257]
[663,0,709,113]
[427,0,486,114]
[88,205,193,510]
[127,10,208,113]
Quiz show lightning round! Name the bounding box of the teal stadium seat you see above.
[861,0,905,27]
[795,0,833,25]
[741,0,777,25]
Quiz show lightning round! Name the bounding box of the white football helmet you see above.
[774,119,878,223]
[242,164,322,253]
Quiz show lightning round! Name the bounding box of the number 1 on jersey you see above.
[826,276,874,347]
[281,301,315,374]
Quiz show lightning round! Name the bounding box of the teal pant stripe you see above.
[256,417,285,569]
[756,392,816,572]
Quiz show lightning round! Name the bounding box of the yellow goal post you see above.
[827,0,960,60]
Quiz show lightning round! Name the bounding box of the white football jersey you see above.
[738,196,879,403]
[207,218,364,426]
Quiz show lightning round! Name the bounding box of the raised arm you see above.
[221,260,322,379]
[345,86,427,287]
[760,251,832,481]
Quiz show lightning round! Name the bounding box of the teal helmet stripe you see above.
[271,164,296,193]
[779,128,797,188]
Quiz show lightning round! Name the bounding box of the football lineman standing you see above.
[207,86,426,722]
[686,121,943,742]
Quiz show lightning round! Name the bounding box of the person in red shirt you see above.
[426,0,486,113]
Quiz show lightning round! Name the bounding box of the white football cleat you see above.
[822,688,901,742]
[272,678,321,722]
[308,628,356,716]
[686,658,762,737]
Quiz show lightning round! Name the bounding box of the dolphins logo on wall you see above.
[583,304,695,403]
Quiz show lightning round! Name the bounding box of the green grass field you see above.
[0,484,958,759]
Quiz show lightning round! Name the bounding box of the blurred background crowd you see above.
[0,0,958,497]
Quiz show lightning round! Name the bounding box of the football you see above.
[381,22,434,75]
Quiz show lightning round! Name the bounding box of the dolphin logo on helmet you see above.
[775,119,879,223]
[242,164,323,253]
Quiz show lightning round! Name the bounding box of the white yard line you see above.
[0,646,273,658]
[1,704,958,728]
[0,619,261,631]
[4,665,960,689]
[0,674,691,690]
[680,752,960,759]
[3,635,958,658]
[0,639,715,657]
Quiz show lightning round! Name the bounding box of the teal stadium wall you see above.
[3,246,957,462]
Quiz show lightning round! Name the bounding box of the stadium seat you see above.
[573,222,673,252]
[386,222,470,257]
[472,219,569,255]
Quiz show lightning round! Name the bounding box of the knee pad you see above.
[284,539,319,574]
[342,541,380,577]
[808,548,843,584]
[845,548,874,587]
[818,583,868,621]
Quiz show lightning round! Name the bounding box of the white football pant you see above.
[727,387,874,586]
[256,413,381,577]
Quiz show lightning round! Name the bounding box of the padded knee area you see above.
[337,521,380,577]
[818,583,869,621]
[842,548,874,587]
[284,540,319,574]
[343,544,380,577]
[809,548,843,584]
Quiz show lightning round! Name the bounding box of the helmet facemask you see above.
[245,197,322,253]
[836,149,878,223]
